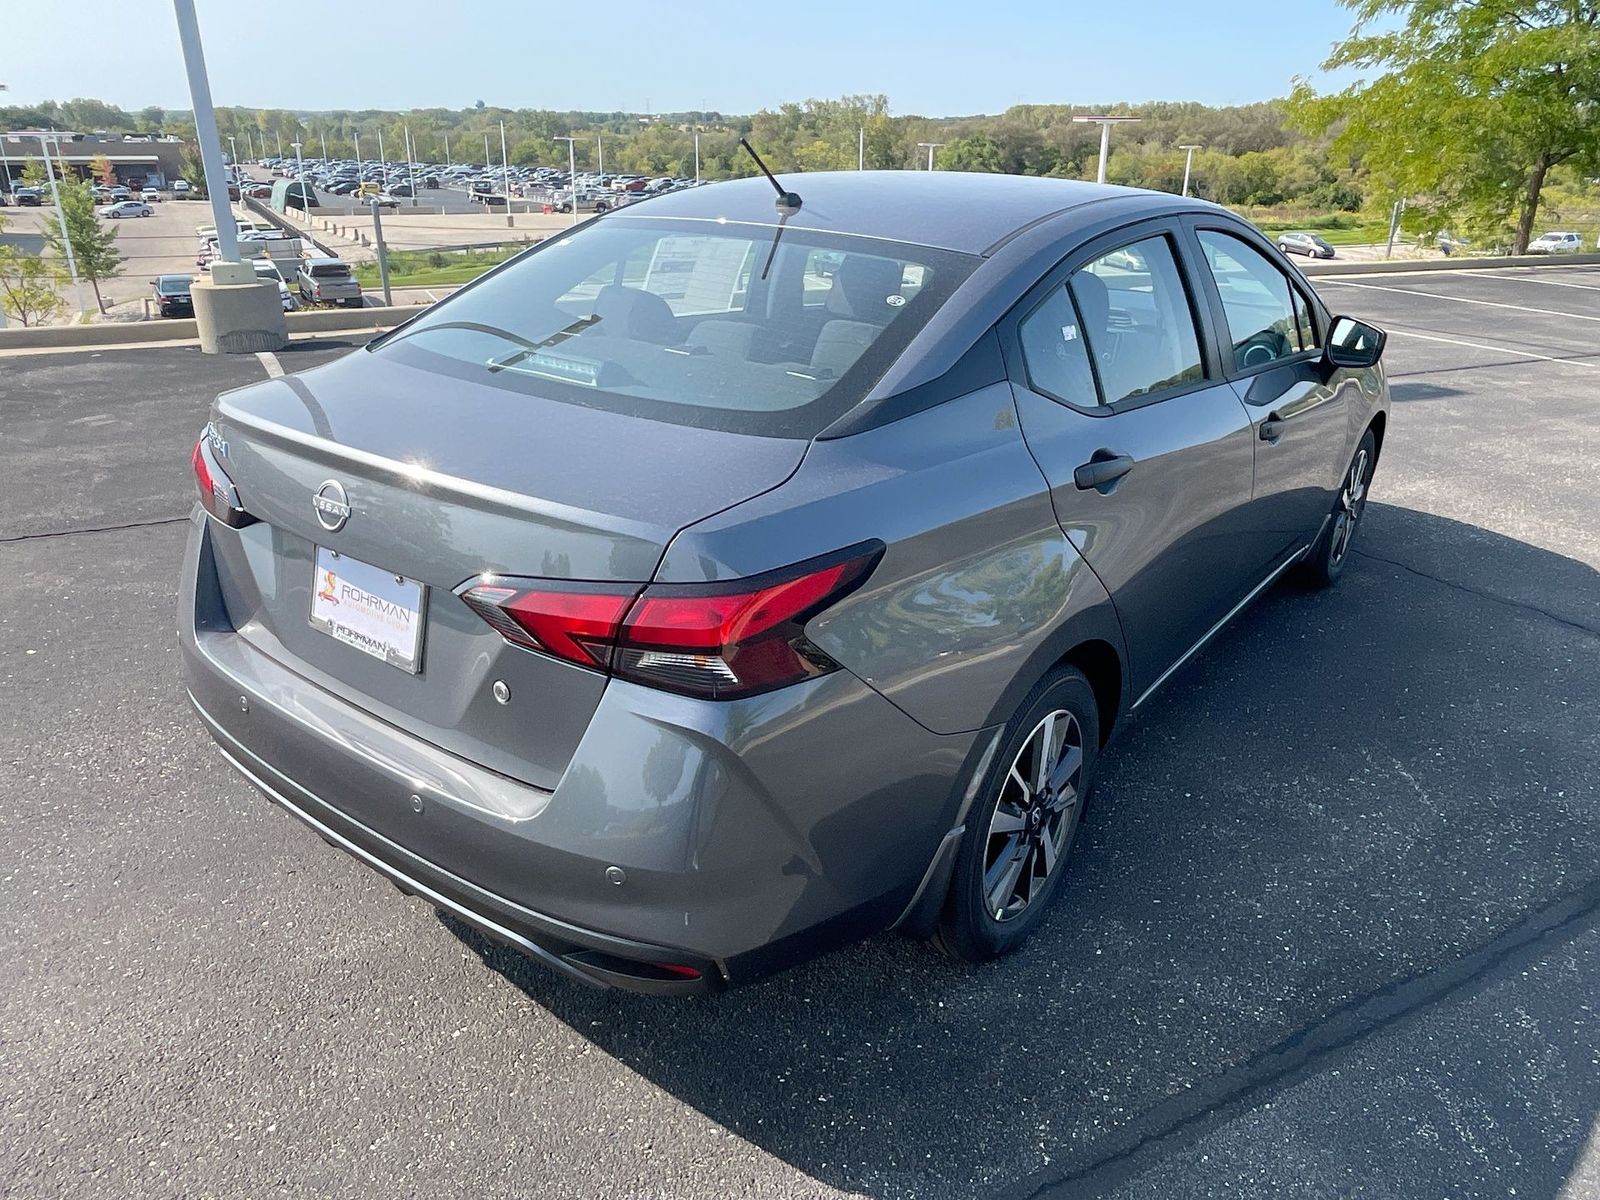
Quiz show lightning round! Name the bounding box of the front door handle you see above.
[1259,414,1288,442]
[1073,451,1135,491]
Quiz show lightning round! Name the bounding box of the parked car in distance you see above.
[296,258,363,307]
[251,259,299,311]
[470,192,508,209]
[141,187,163,203]
[1276,231,1335,259]
[151,274,194,317]
[1526,231,1583,254]
[172,179,192,197]
[181,172,1390,994]
[99,200,153,219]
[13,187,43,206]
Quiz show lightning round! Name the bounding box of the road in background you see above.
[1,267,1596,1200]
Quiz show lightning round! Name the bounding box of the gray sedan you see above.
[180,171,1388,992]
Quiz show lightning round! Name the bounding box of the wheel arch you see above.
[1060,638,1123,748]
[1367,409,1387,462]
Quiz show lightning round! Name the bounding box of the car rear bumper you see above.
[179,513,981,991]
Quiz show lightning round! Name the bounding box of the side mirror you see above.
[1325,315,1386,369]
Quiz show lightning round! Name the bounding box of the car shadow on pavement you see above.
[444,502,1600,1200]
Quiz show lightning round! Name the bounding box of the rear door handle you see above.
[1073,452,1135,491]
[1259,415,1288,442]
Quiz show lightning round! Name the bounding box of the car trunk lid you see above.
[203,348,807,790]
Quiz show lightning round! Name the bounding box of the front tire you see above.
[1297,428,1377,588]
[936,666,1099,963]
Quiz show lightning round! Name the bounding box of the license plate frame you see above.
[308,546,427,674]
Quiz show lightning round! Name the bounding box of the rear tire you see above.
[935,666,1099,963]
[1297,428,1377,589]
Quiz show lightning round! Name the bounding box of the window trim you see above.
[999,217,1224,417]
[1182,217,1328,383]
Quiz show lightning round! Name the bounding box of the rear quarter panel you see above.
[655,383,1126,738]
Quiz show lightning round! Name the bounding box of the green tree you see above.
[42,179,122,313]
[19,158,50,190]
[0,241,67,327]
[1289,0,1600,253]
[179,147,208,197]
[943,134,1005,173]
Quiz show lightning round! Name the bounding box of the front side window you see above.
[1197,231,1304,371]
[376,218,975,438]
[1066,236,1204,404]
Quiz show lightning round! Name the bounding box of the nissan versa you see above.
[180,171,1388,993]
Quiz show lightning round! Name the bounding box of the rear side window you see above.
[378,218,976,438]
[1067,236,1204,405]
[1019,284,1098,407]
[1196,231,1305,370]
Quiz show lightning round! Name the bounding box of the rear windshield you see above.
[375,217,977,437]
[157,278,190,294]
[309,263,351,278]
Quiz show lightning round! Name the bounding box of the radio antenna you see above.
[738,138,802,213]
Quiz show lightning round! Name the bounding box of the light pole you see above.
[483,133,491,175]
[291,140,305,210]
[377,128,388,191]
[37,135,86,315]
[404,124,417,206]
[917,142,945,170]
[172,0,240,267]
[1179,144,1201,197]
[499,120,510,198]
[1073,115,1141,185]
[444,133,451,168]
[693,130,700,184]
[227,135,237,171]
[275,131,282,157]
[321,130,328,161]
[554,136,580,226]
[596,136,603,176]
[858,126,865,171]
[353,130,361,180]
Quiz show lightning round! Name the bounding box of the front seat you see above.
[590,283,680,344]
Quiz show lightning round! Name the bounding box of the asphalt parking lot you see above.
[2,265,1596,1199]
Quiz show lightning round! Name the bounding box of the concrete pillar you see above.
[192,261,287,354]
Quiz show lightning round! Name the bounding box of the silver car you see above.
[181,172,1389,993]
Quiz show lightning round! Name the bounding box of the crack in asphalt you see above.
[0,515,189,545]
[1352,547,1600,639]
[1012,876,1600,1200]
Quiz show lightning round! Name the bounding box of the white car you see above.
[251,259,300,312]
[141,188,163,203]
[172,179,192,197]
[1526,231,1583,254]
[99,200,153,219]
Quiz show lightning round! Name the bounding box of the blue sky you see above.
[3,0,1366,115]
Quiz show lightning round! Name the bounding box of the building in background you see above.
[0,131,188,191]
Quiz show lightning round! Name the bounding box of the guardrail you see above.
[0,304,416,352]
[1302,251,1600,275]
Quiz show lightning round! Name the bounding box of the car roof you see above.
[609,170,1162,256]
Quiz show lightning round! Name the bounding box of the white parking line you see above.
[1319,278,1600,323]
[1388,328,1600,370]
[255,351,284,379]
[1455,269,1600,293]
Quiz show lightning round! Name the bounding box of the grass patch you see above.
[353,245,524,289]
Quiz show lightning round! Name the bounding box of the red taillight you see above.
[460,583,633,669]
[460,545,881,700]
[191,430,255,528]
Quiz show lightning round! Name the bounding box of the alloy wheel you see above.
[983,709,1084,922]
[1329,446,1370,565]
